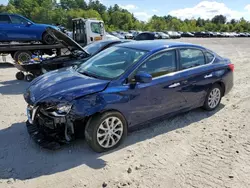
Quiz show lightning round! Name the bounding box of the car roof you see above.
[116,40,206,52]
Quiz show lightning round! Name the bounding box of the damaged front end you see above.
[26,102,78,150]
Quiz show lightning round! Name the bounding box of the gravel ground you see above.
[0,38,250,188]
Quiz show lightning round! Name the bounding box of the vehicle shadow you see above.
[0,104,224,180]
[0,80,29,95]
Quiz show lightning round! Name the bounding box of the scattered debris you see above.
[102,182,107,187]
[127,167,132,174]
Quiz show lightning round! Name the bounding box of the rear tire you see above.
[203,84,222,111]
[42,32,56,45]
[15,72,25,80]
[85,111,127,153]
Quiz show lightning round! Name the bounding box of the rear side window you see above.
[0,15,11,23]
[180,48,205,70]
[204,52,215,63]
[138,50,177,78]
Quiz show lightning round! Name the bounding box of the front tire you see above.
[203,84,222,111]
[85,111,127,153]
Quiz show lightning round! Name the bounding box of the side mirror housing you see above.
[134,71,152,83]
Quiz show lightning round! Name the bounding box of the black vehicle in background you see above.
[181,32,195,37]
[134,32,156,40]
[194,32,211,38]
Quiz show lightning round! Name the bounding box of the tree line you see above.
[1,0,250,32]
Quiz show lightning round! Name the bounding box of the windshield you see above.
[77,46,147,79]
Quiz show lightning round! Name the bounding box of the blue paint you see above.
[24,41,234,129]
[0,13,58,42]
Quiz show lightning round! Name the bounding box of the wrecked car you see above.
[24,40,234,152]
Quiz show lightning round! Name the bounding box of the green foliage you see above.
[0,0,250,32]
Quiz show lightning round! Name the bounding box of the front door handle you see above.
[204,74,213,78]
[169,82,180,88]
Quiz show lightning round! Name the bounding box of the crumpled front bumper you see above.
[26,120,62,150]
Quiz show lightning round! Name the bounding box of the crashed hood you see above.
[24,68,109,105]
[46,27,88,54]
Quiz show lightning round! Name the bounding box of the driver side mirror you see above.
[133,71,152,83]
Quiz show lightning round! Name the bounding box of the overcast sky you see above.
[1,0,250,21]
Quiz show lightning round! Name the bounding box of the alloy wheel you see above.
[208,88,221,109]
[97,116,123,148]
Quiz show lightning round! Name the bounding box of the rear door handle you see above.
[204,74,213,78]
[169,83,180,88]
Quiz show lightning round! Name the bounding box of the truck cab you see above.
[72,18,106,47]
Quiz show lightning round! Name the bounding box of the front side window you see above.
[10,15,28,24]
[137,50,177,78]
[91,22,102,34]
[77,47,146,79]
[0,15,11,23]
[180,48,205,70]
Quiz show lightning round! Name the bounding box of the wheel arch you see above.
[84,109,129,131]
[214,81,225,96]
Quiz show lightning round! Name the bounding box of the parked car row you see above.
[108,30,250,39]
[22,27,234,153]
[108,30,181,39]
[181,31,250,38]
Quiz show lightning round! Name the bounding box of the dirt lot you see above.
[0,38,250,188]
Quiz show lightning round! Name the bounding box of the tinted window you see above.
[205,52,214,63]
[0,15,11,23]
[10,15,28,24]
[180,49,205,70]
[91,23,101,34]
[137,50,177,78]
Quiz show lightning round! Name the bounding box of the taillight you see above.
[228,64,234,72]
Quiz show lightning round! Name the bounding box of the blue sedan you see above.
[0,13,58,44]
[24,40,234,152]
